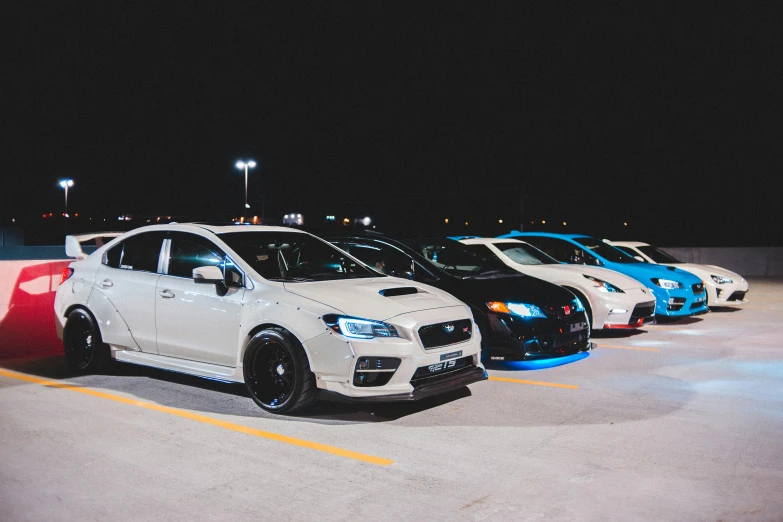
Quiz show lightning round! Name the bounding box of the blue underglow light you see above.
[490,352,589,371]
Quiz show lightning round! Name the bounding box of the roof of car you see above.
[500,231,591,240]
[123,223,308,235]
[460,237,525,245]
[605,240,649,247]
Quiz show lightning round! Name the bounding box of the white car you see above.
[54,224,486,413]
[606,241,749,307]
[459,238,656,329]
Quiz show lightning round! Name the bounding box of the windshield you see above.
[219,231,380,282]
[638,245,681,263]
[493,242,559,265]
[404,238,518,278]
[576,237,640,264]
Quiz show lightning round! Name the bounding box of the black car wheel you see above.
[243,328,316,414]
[63,309,110,374]
[567,288,593,329]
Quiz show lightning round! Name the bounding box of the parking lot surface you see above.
[1,278,782,521]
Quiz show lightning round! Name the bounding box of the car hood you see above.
[544,264,645,291]
[283,278,465,321]
[607,261,703,286]
[664,263,743,282]
[437,274,578,309]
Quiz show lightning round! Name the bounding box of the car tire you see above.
[63,308,111,374]
[243,327,316,414]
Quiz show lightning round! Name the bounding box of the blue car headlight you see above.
[711,275,733,284]
[487,301,547,318]
[322,314,399,339]
[583,274,624,293]
[651,278,683,289]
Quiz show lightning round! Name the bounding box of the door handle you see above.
[98,279,113,288]
[159,290,175,299]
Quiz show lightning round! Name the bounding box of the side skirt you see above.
[113,350,243,383]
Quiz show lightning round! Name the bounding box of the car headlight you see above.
[711,275,733,284]
[583,274,624,293]
[650,278,683,289]
[322,314,399,339]
[573,297,585,312]
[487,301,546,318]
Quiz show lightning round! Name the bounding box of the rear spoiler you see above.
[65,232,123,260]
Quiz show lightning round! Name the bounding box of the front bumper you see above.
[650,285,708,317]
[592,288,656,329]
[707,280,750,306]
[480,310,591,361]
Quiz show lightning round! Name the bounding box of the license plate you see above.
[570,322,586,333]
[440,350,462,361]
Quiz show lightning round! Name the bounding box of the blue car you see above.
[497,232,709,318]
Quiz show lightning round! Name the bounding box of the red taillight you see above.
[60,268,74,285]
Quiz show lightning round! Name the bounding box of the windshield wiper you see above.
[268,277,314,282]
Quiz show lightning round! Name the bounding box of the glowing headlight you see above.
[651,278,683,289]
[487,301,546,318]
[711,275,733,284]
[583,274,624,293]
[322,314,399,339]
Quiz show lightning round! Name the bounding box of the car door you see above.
[93,232,166,353]
[154,232,245,367]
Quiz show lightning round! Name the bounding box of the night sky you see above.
[2,4,781,245]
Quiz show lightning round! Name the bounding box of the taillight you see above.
[60,268,74,285]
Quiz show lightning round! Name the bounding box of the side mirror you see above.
[193,265,224,284]
[65,235,86,260]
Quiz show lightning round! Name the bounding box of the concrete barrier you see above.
[661,247,783,277]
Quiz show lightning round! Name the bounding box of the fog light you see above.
[610,308,628,314]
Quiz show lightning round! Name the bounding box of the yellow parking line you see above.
[0,368,393,467]
[596,344,661,352]
[488,376,579,389]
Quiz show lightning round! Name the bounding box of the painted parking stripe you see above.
[0,368,393,467]
[487,375,579,389]
[595,344,661,352]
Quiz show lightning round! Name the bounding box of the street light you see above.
[235,160,257,219]
[59,179,74,218]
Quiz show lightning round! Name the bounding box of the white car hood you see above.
[665,263,743,282]
[283,277,464,321]
[506,262,644,291]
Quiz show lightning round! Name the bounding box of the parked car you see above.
[326,233,591,362]
[498,232,709,319]
[458,238,656,329]
[54,224,487,413]
[605,241,749,306]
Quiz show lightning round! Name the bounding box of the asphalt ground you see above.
[1,278,782,521]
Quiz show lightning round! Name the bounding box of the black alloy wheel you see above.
[63,309,110,373]
[243,328,316,414]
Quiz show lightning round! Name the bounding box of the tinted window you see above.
[346,242,413,279]
[522,237,602,266]
[104,243,123,268]
[492,242,558,265]
[638,245,681,263]
[219,231,379,282]
[576,237,639,264]
[119,233,165,272]
[168,234,225,279]
[404,238,516,278]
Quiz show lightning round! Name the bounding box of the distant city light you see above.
[326,215,336,221]
[282,213,303,225]
[623,222,628,226]
[361,216,371,226]
[343,218,349,224]
[235,159,257,218]
[498,219,503,224]
[562,221,567,226]
[465,221,469,226]
[444,218,449,224]
[541,220,546,224]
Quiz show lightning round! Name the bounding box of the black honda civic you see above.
[327,233,592,361]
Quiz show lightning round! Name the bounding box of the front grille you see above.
[690,301,704,310]
[418,319,472,349]
[728,291,746,301]
[630,301,656,322]
[667,297,685,311]
[411,355,472,381]
[692,283,705,294]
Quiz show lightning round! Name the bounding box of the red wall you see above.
[0,260,71,360]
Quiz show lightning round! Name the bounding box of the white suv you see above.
[54,224,486,413]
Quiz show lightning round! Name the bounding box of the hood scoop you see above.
[379,287,419,297]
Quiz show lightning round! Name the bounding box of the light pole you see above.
[59,179,74,235]
[235,160,256,220]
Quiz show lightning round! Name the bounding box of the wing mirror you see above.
[193,265,224,284]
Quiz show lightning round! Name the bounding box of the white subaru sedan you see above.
[54,224,486,413]
[459,238,656,329]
